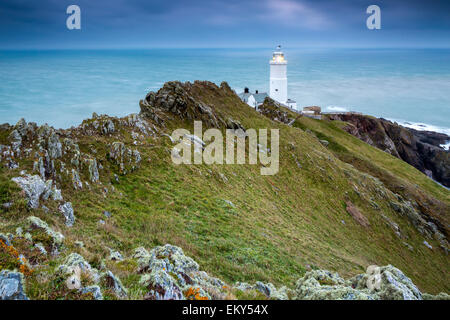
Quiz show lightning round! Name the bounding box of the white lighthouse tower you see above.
[270,45,288,104]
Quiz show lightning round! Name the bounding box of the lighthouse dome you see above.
[270,45,287,64]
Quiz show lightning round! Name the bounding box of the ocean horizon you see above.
[1,48,449,137]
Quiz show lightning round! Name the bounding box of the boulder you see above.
[0,271,28,300]
[59,202,75,227]
[12,174,51,209]
[135,244,228,300]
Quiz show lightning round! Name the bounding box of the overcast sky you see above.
[0,0,449,49]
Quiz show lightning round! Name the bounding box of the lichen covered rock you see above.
[59,202,75,227]
[11,174,51,209]
[0,270,28,300]
[294,265,426,300]
[26,216,65,253]
[135,244,227,300]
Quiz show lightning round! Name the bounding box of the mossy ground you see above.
[0,82,449,298]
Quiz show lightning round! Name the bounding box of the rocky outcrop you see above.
[108,142,141,174]
[294,265,428,300]
[59,202,75,227]
[328,113,450,187]
[140,81,229,128]
[134,244,228,300]
[129,244,448,300]
[259,97,297,124]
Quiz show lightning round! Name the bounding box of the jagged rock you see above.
[135,244,228,300]
[81,285,103,300]
[109,142,141,173]
[47,132,62,159]
[33,156,45,179]
[11,174,51,209]
[133,149,141,164]
[42,179,53,200]
[8,129,22,155]
[259,97,295,124]
[109,142,125,162]
[34,243,47,255]
[140,81,226,128]
[102,270,127,298]
[347,265,423,300]
[0,271,28,300]
[72,169,83,189]
[52,187,63,201]
[389,200,431,236]
[59,202,75,227]
[133,247,151,270]
[87,159,99,183]
[102,119,115,135]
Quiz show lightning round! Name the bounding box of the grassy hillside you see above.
[0,81,448,299]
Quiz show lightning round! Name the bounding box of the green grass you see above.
[0,82,449,298]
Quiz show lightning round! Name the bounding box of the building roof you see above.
[238,92,268,104]
[238,92,252,103]
[253,92,269,104]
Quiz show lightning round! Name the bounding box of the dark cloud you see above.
[0,0,448,48]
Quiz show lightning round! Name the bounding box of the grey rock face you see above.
[47,132,62,159]
[87,159,99,183]
[109,142,141,174]
[72,169,83,189]
[81,285,103,300]
[102,270,127,298]
[102,119,115,135]
[9,129,22,155]
[136,244,228,300]
[140,81,226,128]
[11,174,51,209]
[0,271,28,300]
[59,202,75,227]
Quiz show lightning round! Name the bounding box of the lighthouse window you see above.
[275,89,278,91]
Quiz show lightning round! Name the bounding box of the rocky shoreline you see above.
[327,113,450,188]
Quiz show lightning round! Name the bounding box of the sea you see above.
[0,48,449,143]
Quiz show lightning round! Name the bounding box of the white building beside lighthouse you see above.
[238,45,297,110]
